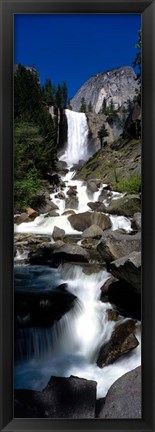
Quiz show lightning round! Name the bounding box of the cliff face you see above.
[71,66,138,113]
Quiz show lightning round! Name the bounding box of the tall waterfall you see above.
[60,109,89,165]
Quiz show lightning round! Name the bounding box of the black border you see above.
[0,1,155,431]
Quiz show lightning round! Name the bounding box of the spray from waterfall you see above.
[60,109,89,165]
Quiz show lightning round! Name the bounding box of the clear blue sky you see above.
[14,14,141,99]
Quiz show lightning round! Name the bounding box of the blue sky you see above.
[14,14,141,99]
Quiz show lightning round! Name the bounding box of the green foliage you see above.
[112,175,141,194]
[42,78,56,106]
[14,167,44,210]
[14,64,42,121]
[14,64,58,210]
[42,79,68,108]
[80,97,87,113]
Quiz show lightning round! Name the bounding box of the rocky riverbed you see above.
[14,161,141,418]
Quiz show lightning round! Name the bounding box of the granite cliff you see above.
[71,66,138,113]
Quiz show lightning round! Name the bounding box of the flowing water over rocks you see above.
[14,109,141,416]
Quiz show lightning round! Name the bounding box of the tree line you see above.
[14,64,62,211]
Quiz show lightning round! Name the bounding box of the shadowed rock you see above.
[110,251,141,293]
[14,375,97,418]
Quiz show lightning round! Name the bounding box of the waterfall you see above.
[60,109,89,165]
[15,264,141,398]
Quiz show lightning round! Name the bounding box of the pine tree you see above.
[88,101,93,112]
[102,97,107,114]
[80,97,87,113]
[97,125,109,148]
[61,81,68,108]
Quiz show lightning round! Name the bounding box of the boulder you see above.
[15,213,30,225]
[82,224,103,239]
[26,208,39,220]
[87,180,99,193]
[65,196,79,210]
[106,194,141,217]
[97,319,138,368]
[52,226,65,241]
[87,202,107,212]
[55,191,65,199]
[68,212,112,232]
[97,231,141,262]
[14,375,97,418]
[38,199,59,214]
[29,242,65,265]
[53,243,89,264]
[110,251,141,293]
[131,212,141,230]
[97,366,141,418]
[66,188,77,197]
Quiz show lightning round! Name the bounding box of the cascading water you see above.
[60,109,89,165]
[15,264,141,398]
[14,102,141,407]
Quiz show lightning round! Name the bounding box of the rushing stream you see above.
[14,109,141,400]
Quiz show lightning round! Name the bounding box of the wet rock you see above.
[26,208,39,220]
[55,191,65,199]
[62,210,76,216]
[66,187,77,197]
[38,199,59,214]
[52,226,65,241]
[65,196,79,210]
[98,188,112,203]
[68,211,111,232]
[100,276,118,294]
[131,212,141,231]
[14,375,97,418]
[97,366,141,418]
[106,309,120,321]
[82,224,103,239]
[106,194,141,217]
[97,231,141,262]
[110,251,141,293]
[97,319,138,368]
[87,180,99,193]
[87,202,107,212]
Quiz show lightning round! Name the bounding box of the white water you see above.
[60,109,89,165]
[14,108,141,400]
[15,264,141,398]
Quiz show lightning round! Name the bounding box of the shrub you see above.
[112,175,141,194]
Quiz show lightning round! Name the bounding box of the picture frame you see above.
[0,0,155,431]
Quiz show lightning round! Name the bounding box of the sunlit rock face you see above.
[71,66,138,113]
